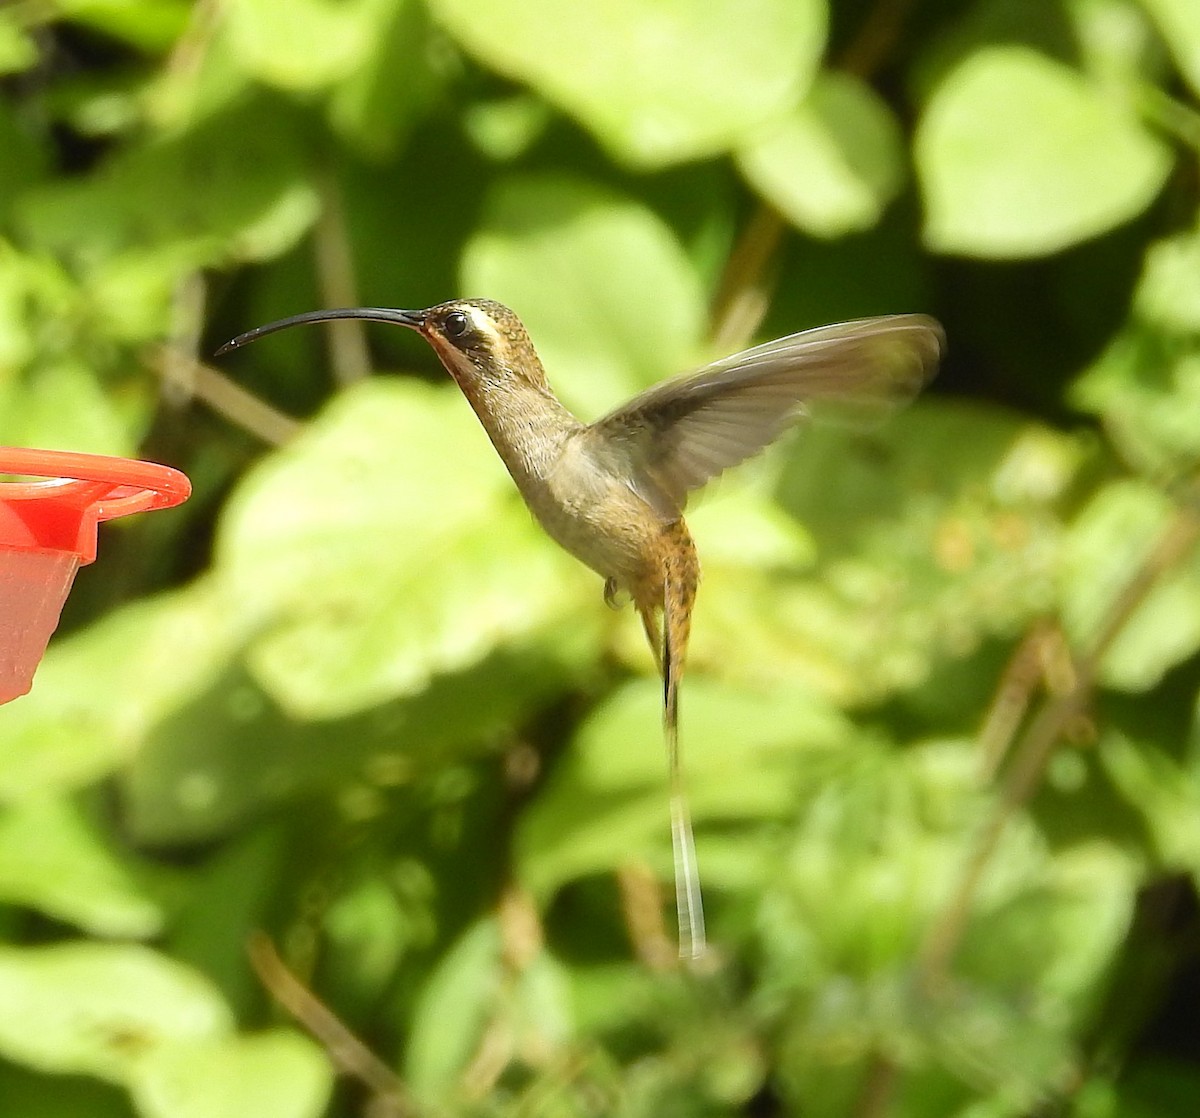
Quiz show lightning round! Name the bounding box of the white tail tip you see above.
[670,791,706,960]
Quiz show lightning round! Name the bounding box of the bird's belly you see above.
[529,477,660,589]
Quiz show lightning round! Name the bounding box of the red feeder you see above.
[0,448,191,704]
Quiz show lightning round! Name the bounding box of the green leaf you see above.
[463,95,552,162]
[216,378,596,718]
[764,739,1019,979]
[1072,223,1200,476]
[737,71,905,238]
[1102,732,1200,876]
[17,100,318,267]
[686,485,816,571]
[327,0,442,159]
[463,174,707,416]
[516,677,853,900]
[405,918,574,1101]
[697,404,1080,706]
[916,46,1171,257]
[1134,221,1200,332]
[54,0,191,53]
[958,842,1137,1011]
[84,245,209,345]
[0,358,137,457]
[130,1031,333,1118]
[0,14,36,76]
[160,825,293,1013]
[225,0,380,91]
[121,647,584,844]
[0,581,245,801]
[1071,0,1160,92]
[1060,480,1200,691]
[0,797,163,937]
[143,20,251,129]
[1139,0,1200,96]
[0,944,232,1084]
[429,0,827,168]
[405,917,503,1098]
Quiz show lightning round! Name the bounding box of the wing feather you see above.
[590,314,943,516]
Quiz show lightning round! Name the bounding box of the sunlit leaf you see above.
[0,797,163,937]
[217,377,596,718]
[327,0,442,159]
[1139,0,1200,95]
[0,15,36,76]
[917,46,1171,257]
[0,944,232,1084]
[463,173,706,416]
[143,19,251,129]
[1135,221,1200,332]
[516,676,854,900]
[1073,223,1200,476]
[405,917,503,1099]
[17,100,318,267]
[0,359,136,457]
[1070,0,1160,90]
[0,581,244,801]
[121,646,584,844]
[1060,480,1200,691]
[130,1031,333,1118]
[737,72,905,238]
[689,404,1080,705]
[226,0,379,90]
[54,0,191,52]
[429,0,827,168]
[1102,731,1200,876]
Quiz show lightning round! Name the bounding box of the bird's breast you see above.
[523,435,667,589]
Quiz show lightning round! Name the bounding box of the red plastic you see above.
[0,448,191,704]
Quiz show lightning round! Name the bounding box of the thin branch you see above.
[709,205,785,353]
[1138,83,1200,155]
[615,861,677,972]
[144,0,221,127]
[159,271,207,410]
[836,0,915,79]
[248,932,419,1118]
[314,169,372,384]
[149,345,302,446]
[976,621,1068,783]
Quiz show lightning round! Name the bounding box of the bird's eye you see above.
[443,311,470,339]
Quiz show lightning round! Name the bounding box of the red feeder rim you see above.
[0,448,191,705]
[0,447,191,564]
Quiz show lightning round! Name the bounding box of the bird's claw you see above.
[603,577,630,610]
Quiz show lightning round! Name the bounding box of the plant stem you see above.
[249,932,420,1117]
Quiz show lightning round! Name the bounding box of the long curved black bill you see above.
[215,307,426,356]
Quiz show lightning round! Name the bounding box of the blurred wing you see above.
[591,314,943,516]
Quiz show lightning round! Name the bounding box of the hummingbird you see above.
[219,300,944,961]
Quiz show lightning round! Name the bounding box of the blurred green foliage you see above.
[1,0,1200,1115]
